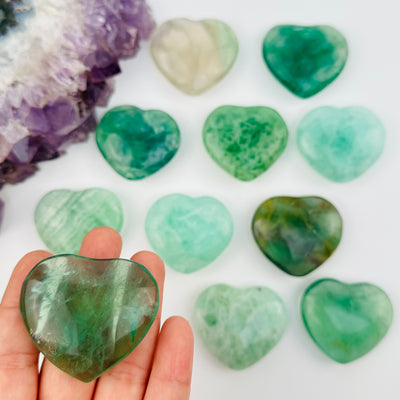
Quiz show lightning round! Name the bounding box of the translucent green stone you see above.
[262,25,348,98]
[20,255,159,382]
[194,284,287,369]
[145,194,233,273]
[96,106,180,180]
[203,105,288,181]
[252,196,342,276]
[302,279,393,363]
[297,106,385,182]
[35,188,123,254]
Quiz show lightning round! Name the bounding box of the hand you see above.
[0,227,194,400]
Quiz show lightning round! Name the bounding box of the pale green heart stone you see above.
[297,106,385,182]
[302,279,393,363]
[150,18,238,95]
[35,188,123,254]
[145,194,233,273]
[194,284,287,369]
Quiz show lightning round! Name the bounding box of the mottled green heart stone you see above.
[96,106,180,180]
[20,254,159,382]
[302,279,393,363]
[252,196,342,276]
[203,106,288,181]
[35,188,123,254]
[145,194,233,273]
[262,25,348,98]
[297,106,385,182]
[194,284,287,369]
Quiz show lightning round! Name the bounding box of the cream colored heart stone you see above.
[150,18,239,95]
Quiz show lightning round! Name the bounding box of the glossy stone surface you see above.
[145,194,233,273]
[35,188,123,254]
[194,284,287,369]
[262,25,348,98]
[151,18,238,95]
[20,254,159,382]
[96,106,180,180]
[252,196,342,276]
[203,106,288,181]
[297,106,385,182]
[302,279,393,363]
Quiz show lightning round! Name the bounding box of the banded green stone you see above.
[194,284,287,369]
[262,25,348,98]
[96,106,180,180]
[203,105,288,181]
[20,255,159,382]
[302,279,393,363]
[252,196,342,276]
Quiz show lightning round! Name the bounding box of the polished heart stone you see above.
[150,18,238,95]
[297,106,385,182]
[252,196,342,276]
[96,106,180,180]
[194,284,287,369]
[35,188,123,254]
[145,194,233,273]
[302,279,393,363]
[203,106,288,181]
[262,25,348,98]
[20,254,159,382]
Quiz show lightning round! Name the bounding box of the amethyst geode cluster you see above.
[0,0,154,224]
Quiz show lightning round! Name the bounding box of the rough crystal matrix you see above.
[262,25,348,98]
[20,254,159,382]
[252,196,342,276]
[203,105,288,181]
[302,279,393,363]
[35,188,123,254]
[297,106,385,182]
[194,284,287,369]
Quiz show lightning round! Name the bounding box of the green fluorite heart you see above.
[96,106,180,180]
[302,279,393,363]
[145,194,233,273]
[150,18,238,95]
[35,188,123,254]
[297,106,385,182]
[203,106,288,181]
[20,255,159,382]
[194,284,287,369]
[262,25,348,98]
[252,196,342,276]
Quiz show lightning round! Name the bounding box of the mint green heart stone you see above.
[203,105,288,181]
[35,188,123,254]
[297,106,385,182]
[252,196,342,276]
[20,254,159,382]
[145,194,233,273]
[302,279,393,363]
[262,25,348,98]
[194,284,287,369]
[96,106,180,180]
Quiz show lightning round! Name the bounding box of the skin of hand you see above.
[0,227,194,400]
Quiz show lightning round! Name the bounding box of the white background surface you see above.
[1,0,400,399]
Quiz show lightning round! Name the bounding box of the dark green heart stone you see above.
[262,25,348,98]
[252,196,342,276]
[20,255,159,382]
[302,279,393,363]
[203,105,288,181]
[96,105,180,180]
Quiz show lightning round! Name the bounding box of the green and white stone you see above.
[20,254,159,382]
[35,188,123,254]
[194,284,287,369]
[302,279,393,363]
[150,18,238,95]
